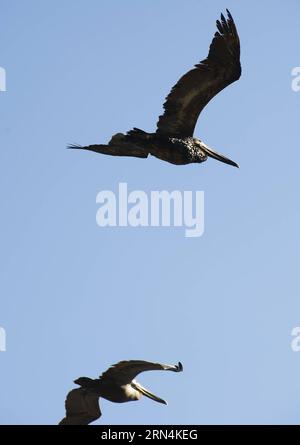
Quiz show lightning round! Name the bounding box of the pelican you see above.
[59,360,183,425]
[69,10,241,168]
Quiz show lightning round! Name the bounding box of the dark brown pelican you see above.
[59,360,183,425]
[69,10,241,168]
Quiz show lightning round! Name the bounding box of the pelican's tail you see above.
[126,127,153,142]
[74,377,95,388]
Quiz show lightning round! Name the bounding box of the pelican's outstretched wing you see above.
[67,143,148,159]
[156,10,241,137]
[100,360,183,385]
[59,388,101,425]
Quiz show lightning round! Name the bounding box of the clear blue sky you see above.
[1,0,300,425]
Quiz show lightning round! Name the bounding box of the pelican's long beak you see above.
[201,143,239,168]
[132,381,168,405]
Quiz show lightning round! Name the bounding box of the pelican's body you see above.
[72,379,143,404]
[69,10,241,169]
[59,360,183,425]
[81,131,210,166]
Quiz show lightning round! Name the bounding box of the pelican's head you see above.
[131,380,168,405]
[195,139,239,168]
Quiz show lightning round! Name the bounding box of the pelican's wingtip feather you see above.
[67,143,83,150]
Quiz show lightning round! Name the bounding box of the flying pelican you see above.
[59,360,183,425]
[69,10,241,168]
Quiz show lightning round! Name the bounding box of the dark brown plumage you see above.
[156,9,241,137]
[69,10,241,168]
[59,360,183,425]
